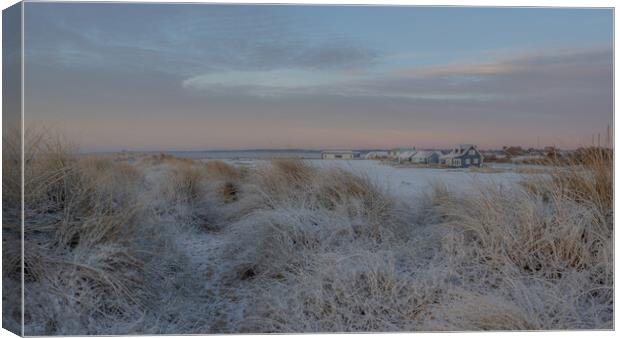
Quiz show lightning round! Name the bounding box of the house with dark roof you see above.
[440,144,483,168]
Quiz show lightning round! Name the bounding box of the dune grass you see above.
[214,157,613,332]
[3,129,215,335]
[422,150,613,330]
[205,160,241,181]
[5,133,613,333]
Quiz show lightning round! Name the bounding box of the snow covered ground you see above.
[308,160,524,199]
[207,159,526,200]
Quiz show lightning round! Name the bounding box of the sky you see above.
[23,3,613,151]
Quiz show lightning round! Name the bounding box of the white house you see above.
[389,147,416,160]
[397,150,417,163]
[363,151,389,159]
[410,150,441,164]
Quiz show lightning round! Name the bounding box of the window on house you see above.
[473,158,478,164]
[465,159,471,165]
[469,150,476,155]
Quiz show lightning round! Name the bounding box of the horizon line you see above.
[79,144,596,154]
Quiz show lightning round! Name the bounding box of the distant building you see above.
[389,147,416,159]
[364,151,389,159]
[480,150,509,162]
[440,144,483,168]
[321,150,359,160]
[410,150,441,164]
[503,146,526,157]
[397,150,417,163]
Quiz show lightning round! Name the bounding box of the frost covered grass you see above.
[3,129,213,335]
[4,135,613,334]
[215,158,613,332]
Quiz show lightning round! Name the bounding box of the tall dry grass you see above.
[205,160,241,181]
[5,131,612,333]
[141,157,212,227]
[166,164,206,206]
[205,160,243,204]
[214,160,432,332]
[212,156,612,332]
[248,160,400,230]
[421,149,613,330]
[3,128,212,335]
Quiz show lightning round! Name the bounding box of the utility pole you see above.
[606,124,611,148]
[598,133,601,148]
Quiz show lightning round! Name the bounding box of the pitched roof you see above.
[440,145,480,159]
[397,150,417,159]
[411,150,439,159]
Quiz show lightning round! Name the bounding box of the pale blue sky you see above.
[23,4,613,151]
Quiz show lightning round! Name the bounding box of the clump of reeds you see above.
[166,163,207,206]
[250,160,393,215]
[251,159,316,202]
[205,160,241,181]
[419,148,614,330]
[203,160,243,205]
[313,168,397,232]
[140,158,214,227]
[552,147,612,220]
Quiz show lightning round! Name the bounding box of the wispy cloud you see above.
[353,46,612,98]
[181,46,611,103]
[401,62,521,77]
[396,46,611,78]
[182,69,351,97]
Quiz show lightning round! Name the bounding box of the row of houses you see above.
[321,144,484,168]
[387,144,483,167]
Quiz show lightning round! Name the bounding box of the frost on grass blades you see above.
[2,3,614,335]
[2,128,613,334]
